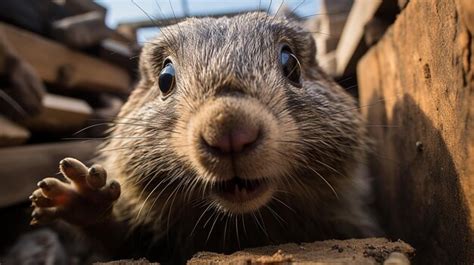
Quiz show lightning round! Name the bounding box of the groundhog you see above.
[29,12,380,264]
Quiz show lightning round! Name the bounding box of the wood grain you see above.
[0,140,99,207]
[0,22,130,94]
[357,0,474,263]
[0,115,30,147]
[25,93,93,133]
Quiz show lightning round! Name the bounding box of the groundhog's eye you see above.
[280,46,301,86]
[158,62,176,96]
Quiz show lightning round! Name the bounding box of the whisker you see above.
[366,124,399,128]
[312,159,347,179]
[240,213,247,236]
[252,212,269,238]
[234,215,241,249]
[332,93,403,115]
[264,205,286,226]
[164,179,186,234]
[0,90,28,118]
[136,175,177,221]
[73,122,155,135]
[62,136,160,140]
[303,30,333,36]
[306,165,339,199]
[290,0,306,14]
[300,10,353,19]
[273,0,285,19]
[191,203,214,236]
[206,210,221,243]
[222,213,230,248]
[272,196,295,213]
[132,0,175,47]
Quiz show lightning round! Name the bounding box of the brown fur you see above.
[97,12,379,262]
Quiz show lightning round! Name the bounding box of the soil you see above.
[187,237,414,264]
[96,238,414,264]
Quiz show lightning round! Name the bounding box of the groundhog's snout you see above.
[186,96,279,181]
[178,95,299,212]
[200,116,261,155]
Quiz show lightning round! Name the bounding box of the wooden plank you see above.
[0,22,130,94]
[317,51,337,75]
[115,25,137,44]
[0,33,47,119]
[398,0,409,10]
[51,11,111,48]
[99,39,138,73]
[0,115,30,147]
[0,141,99,208]
[0,0,69,35]
[357,0,474,264]
[61,0,107,16]
[309,0,353,76]
[0,0,105,35]
[25,93,93,133]
[335,0,382,76]
[316,0,353,54]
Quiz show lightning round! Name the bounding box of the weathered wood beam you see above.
[25,93,93,133]
[357,0,474,263]
[51,11,111,48]
[0,22,131,94]
[335,0,382,76]
[0,140,99,208]
[335,0,398,77]
[0,116,30,147]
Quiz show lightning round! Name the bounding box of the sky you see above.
[94,0,321,43]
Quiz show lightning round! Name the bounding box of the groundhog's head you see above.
[107,13,367,216]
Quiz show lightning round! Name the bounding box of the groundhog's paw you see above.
[30,157,120,226]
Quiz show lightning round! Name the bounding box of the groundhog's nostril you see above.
[202,127,260,154]
[230,128,260,153]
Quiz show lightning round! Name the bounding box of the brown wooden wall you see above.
[357,0,474,264]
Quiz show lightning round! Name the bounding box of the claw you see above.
[60,158,71,168]
[30,218,38,226]
[30,158,120,227]
[37,180,48,189]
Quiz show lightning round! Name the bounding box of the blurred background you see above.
[96,0,320,42]
[1,1,472,264]
[0,0,404,263]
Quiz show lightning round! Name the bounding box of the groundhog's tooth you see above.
[241,187,247,198]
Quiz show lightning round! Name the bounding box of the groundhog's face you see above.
[112,13,366,215]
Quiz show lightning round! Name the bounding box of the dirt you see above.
[187,238,414,264]
[94,238,414,264]
[95,258,160,265]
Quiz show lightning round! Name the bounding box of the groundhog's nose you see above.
[202,126,260,154]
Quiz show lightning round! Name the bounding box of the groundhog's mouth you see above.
[214,176,267,201]
[211,176,273,213]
